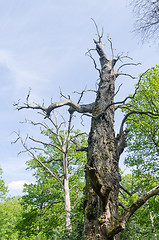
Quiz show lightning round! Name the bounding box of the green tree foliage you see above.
[120,174,159,239]
[0,167,8,200]
[0,197,22,239]
[16,129,87,239]
[123,65,159,176]
[120,66,159,239]
[0,168,22,239]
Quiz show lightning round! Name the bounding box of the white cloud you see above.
[1,157,27,175]
[0,49,46,91]
[8,180,34,191]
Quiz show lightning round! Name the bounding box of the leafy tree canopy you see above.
[16,129,87,239]
[120,174,159,239]
[123,65,159,176]
[0,167,8,200]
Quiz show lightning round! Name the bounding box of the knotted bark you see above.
[83,40,126,240]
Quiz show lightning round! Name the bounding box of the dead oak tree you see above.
[15,29,159,240]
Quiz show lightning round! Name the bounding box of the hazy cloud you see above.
[8,180,34,190]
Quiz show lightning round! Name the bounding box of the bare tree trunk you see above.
[83,40,125,240]
[64,173,72,231]
[63,138,72,232]
[149,210,157,240]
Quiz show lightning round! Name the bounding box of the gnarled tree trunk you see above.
[83,40,126,240]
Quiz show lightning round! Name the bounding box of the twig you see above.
[29,136,64,153]
[114,84,123,97]
[91,18,103,43]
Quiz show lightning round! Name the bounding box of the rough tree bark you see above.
[82,37,159,239]
[15,29,159,240]
[83,39,125,240]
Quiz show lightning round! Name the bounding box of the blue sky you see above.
[0,0,158,196]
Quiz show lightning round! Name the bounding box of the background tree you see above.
[0,167,8,200]
[14,114,87,238]
[0,197,22,240]
[119,65,159,239]
[16,175,65,239]
[16,156,85,239]
[120,174,159,240]
[130,0,159,42]
[123,65,159,176]
[120,65,159,239]
[15,28,159,239]
[0,168,22,239]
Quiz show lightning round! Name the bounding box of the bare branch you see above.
[15,95,95,118]
[117,62,141,73]
[114,84,123,97]
[36,112,65,147]
[76,146,88,152]
[70,131,88,139]
[26,88,31,104]
[119,184,132,196]
[14,101,46,112]
[27,120,58,139]
[120,182,143,196]
[46,99,95,117]
[76,88,87,104]
[116,72,137,79]
[118,55,133,61]
[107,35,116,61]
[91,18,103,43]
[42,158,62,164]
[69,165,84,178]
[29,136,64,153]
[119,202,127,210]
[130,0,159,41]
[107,185,159,238]
[70,133,88,151]
[65,113,73,153]
[119,190,126,199]
[86,49,101,76]
[26,147,63,164]
[115,69,150,111]
[11,135,20,144]
[16,134,64,188]
[119,110,159,137]
[120,185,159,225]
[60,88,69,100]
[73,89,97,104]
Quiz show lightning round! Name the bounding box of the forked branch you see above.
[119,182,144,196]
[14,133,64,188]
[118,110,159,137]
[14,91,95,118]
[107,185,159,238]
